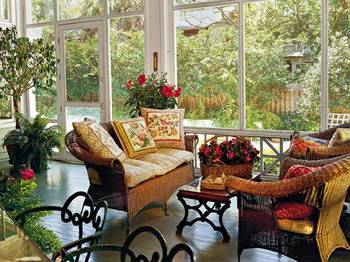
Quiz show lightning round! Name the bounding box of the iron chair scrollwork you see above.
[15,191,108,262]
[227,156,350,262]
[53,226,195,262]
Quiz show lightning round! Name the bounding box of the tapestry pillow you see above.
[112,117,157,158]
[274,202,315,220]
[140,107,185,150]
[284,165,321,180]
[289,134,328,158]
[329,128,350,147]
[72,120,126,162]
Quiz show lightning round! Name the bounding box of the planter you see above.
[200,162,253,179]
[5,144,14,165]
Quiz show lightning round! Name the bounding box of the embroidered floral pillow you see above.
[141,108,185,150]
[112,117,157,158]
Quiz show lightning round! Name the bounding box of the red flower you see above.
[20,169,35,180]
[227,151,235,159]
[174,87,182,97]
[161,85,174,98]
[215,146,222,156]
[204,148,212,157]
[138,74,147,85]
[125,80,132,90]
[245,156,252,162]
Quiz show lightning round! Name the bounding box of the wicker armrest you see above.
[307,144,350,160]
[184,134,199,153]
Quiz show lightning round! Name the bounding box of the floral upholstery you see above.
[141,108,185,150]
[274,202,315,219]
[112,117,157,158]
[284,165,321,179]
[289,135,328,159]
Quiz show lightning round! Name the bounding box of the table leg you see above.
[176,194,189,234]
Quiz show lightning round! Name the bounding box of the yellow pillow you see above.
[276,219,314,235]
[112,117,157,158]
[329,128,350,147]
[73,121,126,162]
[140,107,185,150]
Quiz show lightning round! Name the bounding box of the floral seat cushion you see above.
[289,134,328,159]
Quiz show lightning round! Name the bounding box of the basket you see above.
[199,135,254,179]
[201,174,227,191]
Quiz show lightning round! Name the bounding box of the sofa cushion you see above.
[73,120,126,162]
[274,202,315,219]
[141,107,185,150]
[329,128,350,147]
[276,219,315,235]
[123,159,166,188]
[284,165,321,180]
[289,135,328,159]
[112,117,157,158]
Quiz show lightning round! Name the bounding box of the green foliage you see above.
[2,114,64,173]
[0,177,62,254]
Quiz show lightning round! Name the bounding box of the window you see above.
[175,5,239,128]
[245,0,321,131]
[25,0,54,24]
[58,0,103,20]
[109,0,143,14]
[0,0,9,21]
[0,96,12,119]
[110,16,145,119]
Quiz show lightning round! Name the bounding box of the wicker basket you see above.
[201,174,227,191]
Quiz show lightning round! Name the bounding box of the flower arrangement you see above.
[124,73,183,117]
[199,137,260,167]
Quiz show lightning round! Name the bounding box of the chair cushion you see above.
[123,159,166,188]
[329,128,350,147]
[73,120,126,162]
[290,135,328,159]
[274,202,315,219]
[112,117,157,158]
[276,219,315,235]
[141,107,185,150]
[284,165,321,180]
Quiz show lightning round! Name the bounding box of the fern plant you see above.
[2,114,64,173]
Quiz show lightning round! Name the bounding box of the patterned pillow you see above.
[140,108,185,150]
[329,128,350,147]
[274,202,315,219]
[73,121,126,162]
[289,135,328,158]
[284,165,321,180]
[112,117,157,158]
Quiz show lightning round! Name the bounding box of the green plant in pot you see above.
[2,114,64,174]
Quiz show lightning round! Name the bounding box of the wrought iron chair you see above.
[15,191,108,262]
[226,156,350,262]
[53,226,194,262]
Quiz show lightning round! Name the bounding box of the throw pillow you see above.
[274,202,315,220]
[289,135,328,158]
[140,107,185,150]
[329,128,350,147]
[112,117,157,158]
[73,120,126,162]
[284,165,321,180]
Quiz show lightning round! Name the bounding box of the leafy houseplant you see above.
[0,27,56,128]
[2,114,64,173]
[124,73,183,117]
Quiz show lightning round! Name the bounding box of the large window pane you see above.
[175,5,239,128]
[0,0,8,20]
[66,107,100,132]
[25,0,53,24]
[26,26,57,119]
[0,97,12,119]
[110,0,143,14]
[58,0,103,20]
[328,0,350,127]
[245,0,321,131]
[174,0,218,6]
[110,16,144,119]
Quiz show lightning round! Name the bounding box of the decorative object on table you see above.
[141,107,185,150]
[201,173,227,191]
[0,27,56,129]
[123,72,183,117]
[2,114,64,173]
[112,117,157,158]
[199,136,260,179]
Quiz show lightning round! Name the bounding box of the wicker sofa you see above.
[65,121,197,230]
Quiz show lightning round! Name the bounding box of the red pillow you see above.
[274,202,315,219]
[284,165,321,180]
[289,136,327,159]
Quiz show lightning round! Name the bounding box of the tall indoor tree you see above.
[0,27,56,128]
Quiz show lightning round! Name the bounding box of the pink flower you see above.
[242,149,249,155]
[174,87,182,97]
[245,156,252,162]
[125,80,132,90]
[138,74,147,85]
[161,85,174,98]
[204,148,212,157]
[215,146,222,156]
[20,169,35,180]
[227,151,235,159]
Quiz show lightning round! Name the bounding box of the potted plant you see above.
[124,72,183,117]
[0,27,56,128]
[199,136,260,179]
[2,114,64,174]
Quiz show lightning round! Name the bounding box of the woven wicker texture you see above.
[227,156,350,262]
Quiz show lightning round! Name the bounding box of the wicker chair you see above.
[226,156,350,262]
[65,122,197,232]
[293,123,350,160]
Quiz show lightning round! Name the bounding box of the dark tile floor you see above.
[35,161,350,262]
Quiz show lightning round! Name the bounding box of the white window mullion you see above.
[238,0,246,130]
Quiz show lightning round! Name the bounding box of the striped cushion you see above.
[274,202,315,219]
[284,165,321,180]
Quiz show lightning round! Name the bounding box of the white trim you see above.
[238,1,245,130]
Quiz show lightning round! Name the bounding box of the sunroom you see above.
[0,0,350,261]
